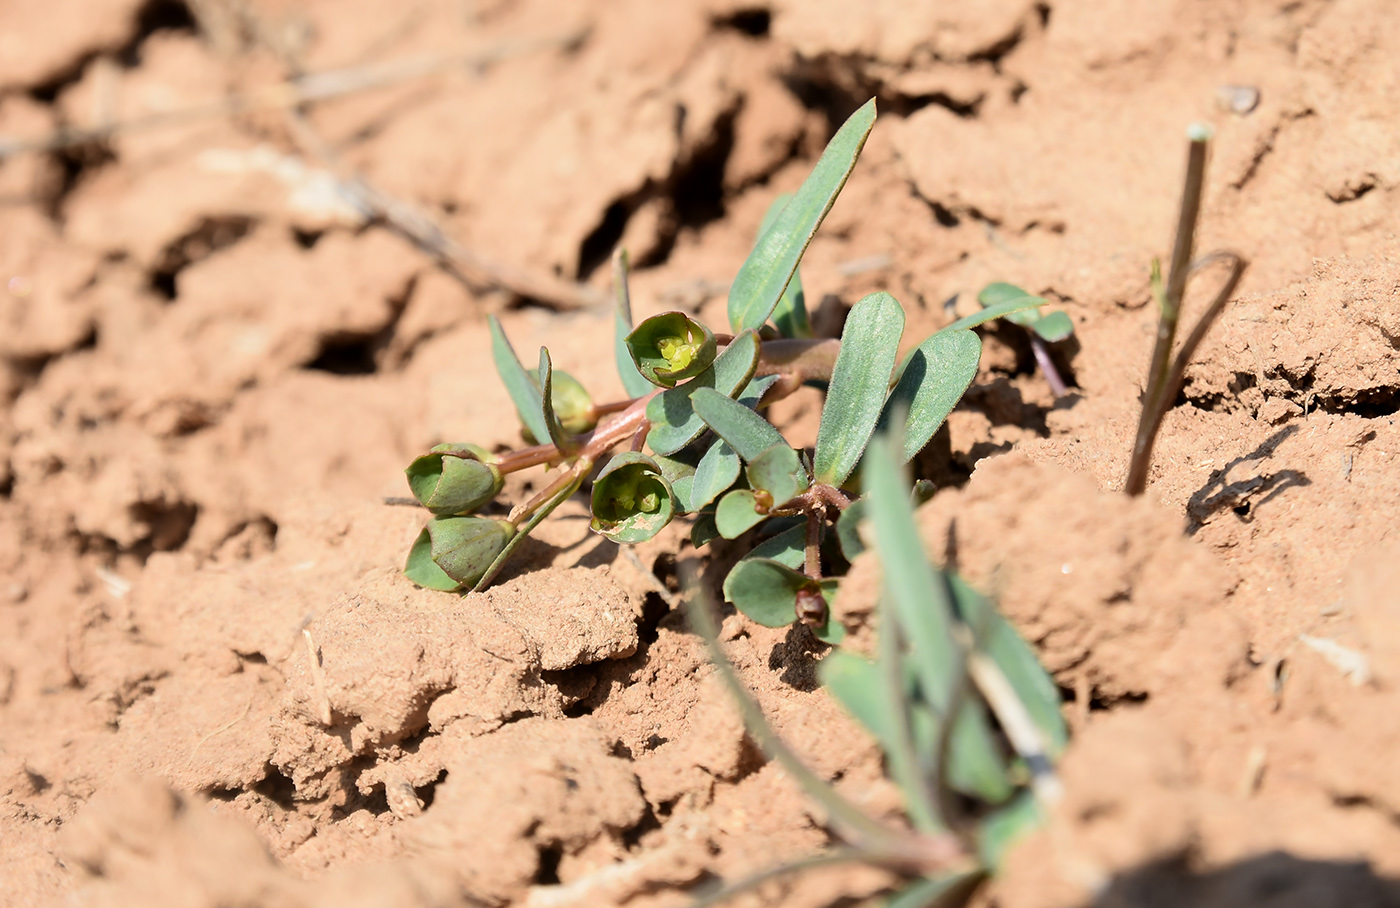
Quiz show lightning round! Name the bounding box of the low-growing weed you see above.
[397,99,1044,608]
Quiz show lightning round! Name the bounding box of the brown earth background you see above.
[3,1,1400,906]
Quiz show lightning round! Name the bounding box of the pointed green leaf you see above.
[864,435,958,712]
[947,697,1014,803]
[977,791,1043,870]
[691,386,785,463]
[814,291,905,486]
[746,442,807,506]
[645,331,761,456]
[715,488,766,539]
[877,328,981,463]
[757,193,813,339]
[950,574,1068,758]
[820,651,894,748]
[728,99,877,332]
[690,440,742,511]
[488,315,551,444]
[537,348,579,453]
[944,295,1047,333]
[883,873,976,908]
[612,249,654,398]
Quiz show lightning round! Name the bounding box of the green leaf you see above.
[946,698,1014,804]
[646,331,761,456]
[814,291,905,486]
[691,509,720,548]
[835,496,868,561]
[979,282,1074,343]
[864,435,957,713]
[690,440,742,511]
[944,294,1047,333]
[715,488,766,539]
[811,598,846,645]
[877,328,981,462]
[728,99,877,333]
[950,575,1068,758]
[1032,310,1074,342]
[670,474,697,514]
[488,315,550,444]
[651,450,699,486]
[746,523,807,569]
[746,442,807,506]
[691,386,786,463]
[977,790,1043,870]
[820,651,895,748]
[722,557,809,627]
[757,193,813,339]
[537,348,579,453]
[882,873,977,908]
[612,248,654,398]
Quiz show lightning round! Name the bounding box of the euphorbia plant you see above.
[399,99,1044,606]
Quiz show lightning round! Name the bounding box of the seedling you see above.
[976,283,1075,397]
[397,99,1046,595]
[1125,125,1246,495]
[685,431,1067,907]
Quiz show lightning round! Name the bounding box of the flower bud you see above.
[550,370,596,435]
[625,312,717,388]
[590,452,676,543]
[405,444,504,515]
[403,516,516,591]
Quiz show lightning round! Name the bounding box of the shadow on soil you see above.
[1088,851,1400,908]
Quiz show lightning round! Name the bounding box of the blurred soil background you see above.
[2,1,1400,906]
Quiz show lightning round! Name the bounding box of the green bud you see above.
[405,444,504,515]
[403,516,516,591]
[521,371,596,444]
[550,370,596,435]
[590,452,676,543]
[625,312,717,388]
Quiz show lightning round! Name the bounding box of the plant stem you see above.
[756,338,842,385]
[1125,127,1248,496]
[1124,127,1207,496]
[1028,334,1068,397]
[804,510,823,579]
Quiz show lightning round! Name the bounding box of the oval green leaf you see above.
[690,440,742,512]
[877,327,981,463]
[745,442,807,506]
[715,488,765,539]
[690,386,785,463]
[722,557,808,627]
[728,99,877,333]
[813,291,905,486]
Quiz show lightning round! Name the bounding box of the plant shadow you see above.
[1186,425,1311,534]
[1087,850,1400,908]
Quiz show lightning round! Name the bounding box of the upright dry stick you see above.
[1125,126,1247,495]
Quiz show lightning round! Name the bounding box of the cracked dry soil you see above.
[3,1,1400,906]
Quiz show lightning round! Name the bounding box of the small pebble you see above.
[1216,84,1261,116]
